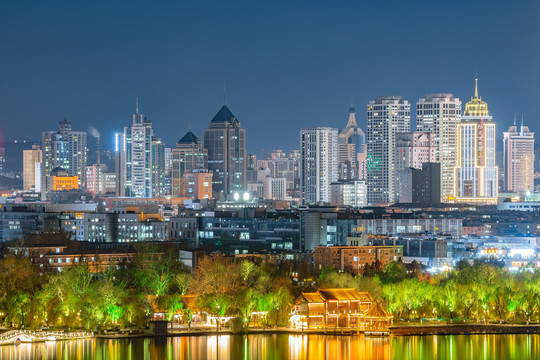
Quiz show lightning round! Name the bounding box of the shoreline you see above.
[3,324,540,345]
[95,324,540,339]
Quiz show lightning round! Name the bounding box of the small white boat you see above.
[365,331,390,337]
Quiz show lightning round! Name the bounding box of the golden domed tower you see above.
[454,77,498,204]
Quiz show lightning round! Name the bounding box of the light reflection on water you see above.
[0,333,538,360]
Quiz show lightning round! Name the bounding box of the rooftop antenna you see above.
[188,122,192,131]
[223,80,227,105]
[513,113,516,127]
[136,97,139,114]
[474,73,479,99]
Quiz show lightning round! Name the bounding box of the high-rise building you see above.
[338,106,366,180]
[151,137,166,197]
[393,132,436,201]
[42,119,87,188]
[23,145,42,191]
[163,147,172,196]
[454,78,498,203]
[416,94,461,202]
[171,131,208,196]
[204,105,247,199]
[0,147,5,175]
[503,117,535,193]
[300,127,339,204]
[366,96,410,205]
[118,104,154,197]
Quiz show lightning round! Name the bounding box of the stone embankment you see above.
[390,324,540,336]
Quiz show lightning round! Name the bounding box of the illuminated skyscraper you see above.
[300,127,339,204]
[204,105,246,199]
[454,77,498,203]
[366,96,410,205]
[118,102,154,197]
[503,117,535,193]
[416,94,462,202]
[42,119,87,188]
[338,106,366,180]
[151,136,166,197]
[23,144,42,191]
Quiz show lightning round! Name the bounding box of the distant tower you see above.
[42,119,87,188]
[118,101,154,197]
[204,105,247,199]
[171,131,208,196]
[503,116,535,193]
[454,77,498,203]
[416,93,462,202]
[366,96,411,205]
[23,144,42,191]
[338,105,366,180]
[300,127,339,204]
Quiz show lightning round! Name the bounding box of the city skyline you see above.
[1,1,539,154]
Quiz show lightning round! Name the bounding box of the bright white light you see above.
[510,248,534,257]
[243,192,250,201]
[233,192,240,201]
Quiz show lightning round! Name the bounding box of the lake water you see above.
[1,333,539,359]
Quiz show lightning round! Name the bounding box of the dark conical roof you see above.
[211,105,238,125]
[178,131,199,144]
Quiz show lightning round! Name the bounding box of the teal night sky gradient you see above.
[1,1,539,154]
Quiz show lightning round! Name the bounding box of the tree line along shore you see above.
[1,242,540,332]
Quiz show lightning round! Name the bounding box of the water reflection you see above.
[0,333,538,359]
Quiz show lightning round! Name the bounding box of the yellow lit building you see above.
[23,145,42,191]
[53,175,79,191]
[454,77,498,204]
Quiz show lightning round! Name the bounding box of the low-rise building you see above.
[290,288,391,331]
[314,245,403,274]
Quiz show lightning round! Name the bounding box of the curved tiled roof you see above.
[302,292,326,303]
[318,288,374,301]
[363,301,392,319]
[302,288,375,302]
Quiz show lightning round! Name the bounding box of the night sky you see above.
[1,1,539,155]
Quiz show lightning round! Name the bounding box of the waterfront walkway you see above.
[0,329,93,345]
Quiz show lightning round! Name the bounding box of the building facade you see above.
[300,127,339,204]
[171,131,208,196]
[503,119,535,193]
[204,106,247,199]
[416,94,461,202]
[330,179,367,208]
[314,245,403,274]
[23,145,42,191]
[42,119,87,188]
[338,106,366,180]
[118,105,154,197]
[183,172,213,200]
[151,137,167,197]
[393,132,436,201]
[366,96,410,205]
[454,78,498,203]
